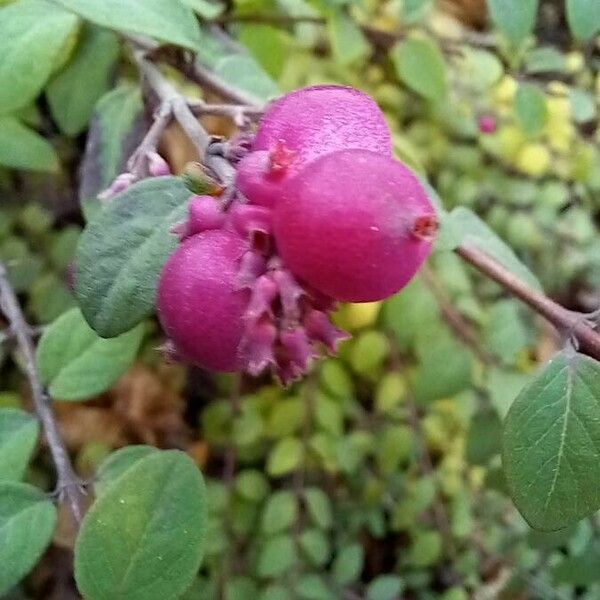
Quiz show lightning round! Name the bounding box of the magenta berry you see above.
[273,149,437,303]
[157,230,249,372]
[253,85,392,163]
[478,115,497,134]
[236,85,392,206]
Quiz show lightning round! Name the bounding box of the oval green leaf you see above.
[53,0,203,51]
[75,450,207,600]
[47,24,121,136]
[391,37,447,102]
[515,83,547,137]
[566,0,600,40]
[0,409,39,481]
[95,445,159,497]
[36,308,144,400]
[0,482,57,596]
[0,0,79,113]
[79,83,143,219]
[503,350,600,530]
[486,0,539,44]
[0,117,59,172]
[75,177,191,337]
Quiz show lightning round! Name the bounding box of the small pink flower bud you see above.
[97,172,136,202]
[147,151,171,177]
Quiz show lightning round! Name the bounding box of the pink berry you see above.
[236,85,392,206]
[273,149,437,303]
[478,115,497,134]
[157,230,249,372]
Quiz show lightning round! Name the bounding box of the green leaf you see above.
[238,24,288,79]
[406,530,442,567]
[36,308,143,400]
[515,83,547,137]
[74,450,206,600]
[437,207,543,291]
[503,350,600,530]
[295,574,335,600]
[75,177,191,337]
[304,487,333,529]
[235,470,270,502]
[401,0,432,23]
[261,491,298,535]
[0,117,59,172]
[0,409,39,481]
[54,0,202,51]
[180,0,224,18]
[566,0,600,40]
[391,37,447,102]
[524,46,567,74]
[486,0,539,44]
[570,88,596,124]
[327,10,370,65]
[0,482,57,596]
[256,535,296,578]
[465,410,502,466]
[95,445,159,497]
[366,575,404,600]
[47,25,120,136]
[79,84,143,215]
[213,54,279,103]
[552,543,600,585]
[485,300,529,363]
[457,48,503,91]
[0,0,79,114]
[412,332,473,403]
[267,437,303,476]
[332,543,364,585]
[299,529,330,567]
[487,369,530,419]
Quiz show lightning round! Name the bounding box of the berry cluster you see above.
[158,85,437,383]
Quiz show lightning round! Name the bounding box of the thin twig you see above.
[420,266,494,365]
[130,46,236,185]
[127,102,173,177]
[456,244,600,361]
[188,100,263,126]
[0,261,85,525]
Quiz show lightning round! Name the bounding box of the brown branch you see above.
[0,261,85,525]
[456,244,600,361]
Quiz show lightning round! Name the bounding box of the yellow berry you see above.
[492,75,517,104]
[515,143,551,177]
[333,301,382,331]
[566,51,584,73]
[547,81,570,96]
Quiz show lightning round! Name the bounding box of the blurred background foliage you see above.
[1,0,599,598]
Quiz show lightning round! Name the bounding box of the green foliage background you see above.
[0,0,599,598]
